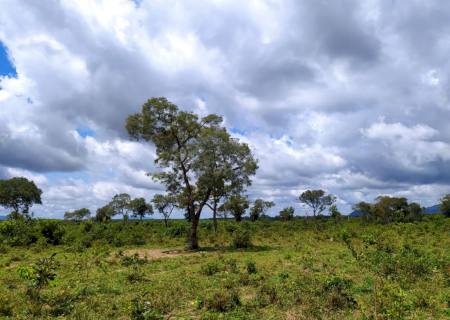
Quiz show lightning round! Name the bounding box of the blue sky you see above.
[0,42,16,77]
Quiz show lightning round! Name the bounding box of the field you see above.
[0,216,449,319]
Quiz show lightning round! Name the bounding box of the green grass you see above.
[0,217,449,319]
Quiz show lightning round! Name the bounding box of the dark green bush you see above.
[38,220,65,245]
[232,227,252,248]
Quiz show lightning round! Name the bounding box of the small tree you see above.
[109,193,131,220]
[128,198,153,220]
[219,194,249,222]
[279,206,295,221]
[0,177,42,219]
[440,194,450,217]
[95,205,115,222]
[249,199,274,221]
[152,194,177,226]
[299,190,336,217]
[64,208,91,221]
[329,205,342,222]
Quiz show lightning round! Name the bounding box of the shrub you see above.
[246,260,257,274]
[121,253,148,266]
[232,227,252,248]
[130,298,163,320]
[200,289,240,312]
[200,261,221,276]
[39,220,65,245]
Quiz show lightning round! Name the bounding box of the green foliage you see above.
[17,253,58,289]
[152,194,176,226]
[299,189,336,217]
[249,199,274,221]
[246,260,257,274]
[0,218,448,319]
[38,220,65,245]
[128,197,153,220]
[0,177,42,218]
[95,204,114,222]
[64,208,91,221]
[130,298,163,320]
[232,226,252,248]
[354,196,423,223]
[200,261,221,276]
[219,194,249,222]
[278,206,295,221]
[199,289,241,312]
[440,194,450,217]
[125,97,257,249]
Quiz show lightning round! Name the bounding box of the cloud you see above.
[0,0,450,217]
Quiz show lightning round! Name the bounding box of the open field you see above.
[0,216,449,319]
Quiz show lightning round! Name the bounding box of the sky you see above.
[1,0,450,218]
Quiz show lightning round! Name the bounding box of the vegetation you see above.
[0,217,448,319]
[299,189,336,217]
[0,177,42,219]
[64,208,91,221]
[0,99,449,319]
[354,196,423,224]
[441,194,450,217]
[125,97,257,249]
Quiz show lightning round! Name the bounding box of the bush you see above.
[38,220,65,245]
[130,298,163,320]
[232,227,252,248]
[200,289,240,312]
[200,261,221,276]
[0,219,36,246]
[246,260,257,274]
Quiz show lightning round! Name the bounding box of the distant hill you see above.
[0,215,7,220]
[349,210,365,217]
[423,205,440,214]
[349,205,441,217]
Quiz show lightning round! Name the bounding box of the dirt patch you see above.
[120,248,199,260]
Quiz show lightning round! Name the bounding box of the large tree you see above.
[128,198,153,220]
[64,208,91,221]
[0,177,42,219]
[299,189,336,217]
[219,194,250,222]
[249,199,274,221]
[126,97,257,249]
[152,194,177,226]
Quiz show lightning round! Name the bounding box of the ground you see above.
[0,217,449,319]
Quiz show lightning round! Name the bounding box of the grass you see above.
[0,217,449,319]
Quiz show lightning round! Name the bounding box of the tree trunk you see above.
[188,214,199,250]
[212,201,218,232]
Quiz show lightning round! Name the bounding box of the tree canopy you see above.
[299,189,336,217]
[64,208,91,221]
[128,198,153,220]
[126,97,257,249]
[278,206,295,221]
[353,196,422,223]
[152,194,177,226]
[249,199,274,221]
[219,194,249,222]
[0,177,42,219]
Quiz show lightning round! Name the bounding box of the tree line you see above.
[1,97,450,250]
